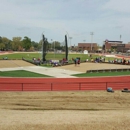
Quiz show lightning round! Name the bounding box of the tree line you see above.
[0,36,66,51]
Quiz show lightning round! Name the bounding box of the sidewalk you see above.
[23,66,82,78]
[0,66,82,78]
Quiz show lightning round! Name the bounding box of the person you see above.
[128,59,130,65]
[103,57,105,62]
[114,58,116,63]
[77,57,80,66]
[72,58,77,66]
[122,57,124,64]
[76,58,79,66]
[33,57,36,61]
[123,59,126,65]
[3,56,8,60]
[120,59,122,64]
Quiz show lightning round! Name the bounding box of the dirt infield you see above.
[0,91,130,130]
[59,62,130,73]
[0,60,35,68]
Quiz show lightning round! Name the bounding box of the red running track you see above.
[0,76,130,91]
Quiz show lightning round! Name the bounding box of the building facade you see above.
[78,43,98,52]
[103,40,130,53]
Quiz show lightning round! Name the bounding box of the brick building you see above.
[125,43,130,51]
[78,43,98,52]
[103,40,130,52]
[103,40,122,51]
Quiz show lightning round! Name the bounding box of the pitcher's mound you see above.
[0,60,35,68]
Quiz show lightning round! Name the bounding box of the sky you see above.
[0,0,130,46]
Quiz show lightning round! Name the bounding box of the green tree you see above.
[31,41,39,51]
[38,40,42,51]
[0,36,2,43]
[22,36,31,51]
[11,37,22,51]
[0,43,5,50]
[51,41,61,51]
[1,37,10,50]
[47,42,52,51]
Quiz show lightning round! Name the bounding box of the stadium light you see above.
[90,32,94,52]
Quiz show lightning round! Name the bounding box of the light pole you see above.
[54,40,55,59]
[51,39,53,50]
[90,32,94,52]
[51,39,55,59]
[120,35,122,41]
[69,37,72,50]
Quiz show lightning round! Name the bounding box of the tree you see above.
[47,42,52,51]
[11,37,22,51]
[51,41,61,50]
[0,43,5,50]
[0,36,2,43]
[31,41,39,51]
[22,36,31,51]
[38,40,42,51]
[0,37,10,50]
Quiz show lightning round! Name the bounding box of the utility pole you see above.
[90,32,94,52]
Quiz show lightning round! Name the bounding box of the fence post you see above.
[79,83,81,90]
[51,83,53,91]
[22,83,23,91]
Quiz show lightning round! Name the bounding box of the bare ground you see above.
[59,62,130,73]
[0,60,35,68]
[0,91,130,130]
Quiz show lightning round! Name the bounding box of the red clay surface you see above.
[0,76,130,91]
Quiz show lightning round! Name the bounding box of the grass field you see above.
[1,68,130,78]
[0,52,115,62]
[0,70,52,77]
[73,71,130,77]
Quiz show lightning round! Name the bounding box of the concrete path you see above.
[0,66,82,78]
[23,66,82,78]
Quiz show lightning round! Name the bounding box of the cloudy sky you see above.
[0,0,130,46]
